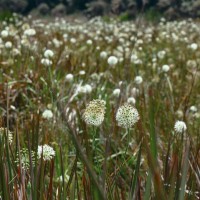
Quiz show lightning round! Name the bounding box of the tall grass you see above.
[0,14,200,199]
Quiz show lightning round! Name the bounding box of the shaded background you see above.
[0,0,199,20]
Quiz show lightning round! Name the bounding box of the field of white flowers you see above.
[0,14,200,199]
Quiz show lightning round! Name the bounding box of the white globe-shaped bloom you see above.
[134,76,143,85]
[190,43,198,50]
[37,144,55,161]
[24,28,36,36]
[130,54,138,63]
[100,51,108,59]
[157,50,166,59]
[41,58,52,66]
[86,39,93,45]
[1,30,9,38]
[84,84,92,94]
[5,41,12,49]
[65,74,74,82]
[189,106,197,113]
[70,38,76,44]
[113,88,121,97]
[42,109,53,120]
[77,86,87,94]
[107,56,118,66]
[83,99,106,126]
[44,49,54,58]
[162,64,170,72]
[116,104,140,128]
[79,70,86,75]
[174,121,187,133]
[127,97,136,105]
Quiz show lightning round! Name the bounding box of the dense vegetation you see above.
[0,14,200,199]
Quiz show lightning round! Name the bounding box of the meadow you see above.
[0,14,200,199]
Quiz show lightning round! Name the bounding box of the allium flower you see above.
[1,30,9,38]
[42,109,53,120]
[44,49,54,58]
[37,144,55,161]
[24,28,36,36]
[134,76,143,85]
[190,43,198,51]
[100,51,108,59]
[162,64,170,72]
[83,99,106,126]
[113,88,120,97]
[41,58,52,66]
[5,41,12,49]
[107,56,118,66]
[127,97,136,105]
[65,73,74,82]
[189,106,197,113]
[0,127,13,144]
[174,121,187,133]
[116,104,140,128]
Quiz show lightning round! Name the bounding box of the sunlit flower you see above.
[108,56,118,66]
[174,121,187,133]
[127,97,136,105]
[1,30,9,38]
[100,51,108,59]
[113,88,120,97]
[116,104,140,128]
[65,73,74,82]
[24,28,36,36]
[162,64,170,72]
[37,144,55,161]
[44,49,54,58]
[5,41,12,49]
[83,99,106,126]
[134,76,143,85]
[42,109,53,120]
[41,58,52,66]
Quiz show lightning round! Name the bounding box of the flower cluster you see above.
[83,99,106,126]
[116,104,140,128]
[174,121,187,133]
[37,144,55,161]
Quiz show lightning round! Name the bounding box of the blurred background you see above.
[0,0,199,20]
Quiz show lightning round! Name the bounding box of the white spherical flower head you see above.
[84,84,92,94]
[190,43,198,51]
[42,109,53,120]
[113,88,120,97]
[162,64,170,72]
[5,41,12,49]
[189,106,197,113]
[174,121,187,133]
[41,58,52,66]
[65,73,74,82]
[1,30,9,38]
[100,51,108,59]
[37,144,55,161]
[116,104,140,128]
[127,97,136,105]
[83,99,106,126]
[108,56,118,66]
[44,49,54,58]
[24,28,36,36]
[86,39,93,45]
[134,76,143,85]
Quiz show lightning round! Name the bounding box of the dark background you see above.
[0,0,199,20]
